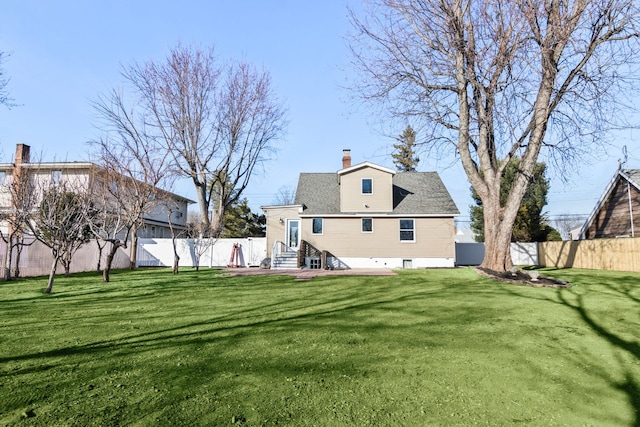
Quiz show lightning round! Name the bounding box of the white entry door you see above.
[286,219,300,250]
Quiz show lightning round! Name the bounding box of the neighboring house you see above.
[0,144,192,239]
[262,150,460,269]
[579,167,640,239]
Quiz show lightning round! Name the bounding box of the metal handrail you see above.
[271,240,297,267]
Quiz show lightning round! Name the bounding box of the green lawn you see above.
[1,267,638,426]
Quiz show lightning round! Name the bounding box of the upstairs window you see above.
[399,219,415,242]
[362,178,372,194]
[51,170,62,185]
[312,218,323,234]
[362,218,373,233]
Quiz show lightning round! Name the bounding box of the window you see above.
[51,170,62,185]
[362,178,372,194]
[0,171,6,183]
[312,218,323,234]
[399,219,415,242]
[361,218,373,233]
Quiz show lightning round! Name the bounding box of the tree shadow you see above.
[498,271,640,426]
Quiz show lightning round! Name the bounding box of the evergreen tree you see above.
[220,198,266,238]
[392,125,420,172]
[470,158,561,242]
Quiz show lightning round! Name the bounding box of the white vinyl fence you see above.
[455,242,538,266]
[137,237,267,268]
[0,237,267,279]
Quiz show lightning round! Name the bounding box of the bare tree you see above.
[30,183,91,293]
[122,44,287,237]
[349,0,640,272]
[272,185,297,205]
[0,52,15,109]
[186,212,216,271]
[91,86,171,277]
[162,197,189,275]
[84,163,166,282]
[0,162,38,280]
[552,214,588,240]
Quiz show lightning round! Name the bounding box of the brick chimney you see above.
[342,149,351,169]
[14,143,31,165]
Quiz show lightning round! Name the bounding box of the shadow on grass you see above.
[501,269,640,427]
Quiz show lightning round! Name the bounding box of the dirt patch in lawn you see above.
[475,267,572,288]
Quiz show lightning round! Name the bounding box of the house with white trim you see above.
[0,144,193,239]
[262,150,459,269]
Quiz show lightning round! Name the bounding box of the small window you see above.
[51,170,62,185]
[312,218,323,234]
[362,218,373,233]
[399,219,415,242]
[362,178,372,194]
[0,171,6,184]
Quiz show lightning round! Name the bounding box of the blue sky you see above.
[1,1,639,226]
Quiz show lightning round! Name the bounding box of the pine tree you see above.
[220,198,266,238]
[392,125,419,172]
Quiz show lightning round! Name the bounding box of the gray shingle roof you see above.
[622,169,640,189]
[294,171,459,216]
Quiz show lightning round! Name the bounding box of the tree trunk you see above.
[480,190,522,272]
[129,224,138,269]
[95,239,104,274]
[171,234,180,274]
[13,240,22,279]
[62,252,72,277]
[103,242,120,283]
[173,253,180,275]
[481,220,514,272]
[46,257,58,294]
[4,237,13,281]
[196,181,211,230]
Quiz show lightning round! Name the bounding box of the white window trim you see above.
[312,218,323,235]
[361,178,373,195]
[361,217,373,233]
[399,218,416,242]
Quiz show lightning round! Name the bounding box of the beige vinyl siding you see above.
[340,167,393,212]
[264,206,301,256]
[300,216,455,258]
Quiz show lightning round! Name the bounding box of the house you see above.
[262,150,460,269]
[579,167,640,239]
[0,144,193,239]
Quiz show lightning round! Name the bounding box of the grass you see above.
[1,267,639,426]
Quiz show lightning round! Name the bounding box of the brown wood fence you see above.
[538,237,640,272]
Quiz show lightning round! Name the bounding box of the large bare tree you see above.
[349,0,640,272]
[122,44,287,236]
